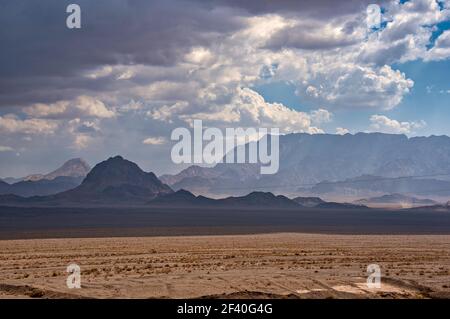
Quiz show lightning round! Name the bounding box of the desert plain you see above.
[1,233,450,299]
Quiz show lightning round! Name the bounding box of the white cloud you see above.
[361,0,450,64]
[264,19,363,50]
[24,96,115,119]
[0,114,58,135]
[426,30,450,61]
[147,101,189,123]
[153,87,324,134]
[81,3,447,121]
[299,64,414,110]
[336,127,350,135]
[310,109,333,125]
[72,135,93,150]
[85,66,113,79]
[0,146,14,152]
[142,136,166,145]
[117,100,144,113]
[369,114,426,134]
[184,47,214,65]
[112,13,416,115]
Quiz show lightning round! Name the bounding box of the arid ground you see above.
[1,233,450,299]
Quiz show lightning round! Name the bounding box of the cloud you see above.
[142,137,166,145]
[85,66,114,79]
[1,1,431,113]
[336,127,350,135]
[360,0,450,64]
[0,114,58,135]
[24,96,115,119]
[0,146,14,152]
[1,0,449,176]
[299,64,414,110]
[0,0,245,107]
[369,115,426,134]
[426,30,450,61]
[150,87,324,134]
[72,135,92,150]
[76,121,100,133]
[204,0,380,18]
[310,109,333,125]
[148,101,190,123]
[264,19,363,51]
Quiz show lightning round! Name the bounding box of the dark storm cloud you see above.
[263,24,360,51]
[202,0,387,18]
[0,0,244,107]
[0,0,387,108]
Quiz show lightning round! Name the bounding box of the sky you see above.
[0,0,450,177]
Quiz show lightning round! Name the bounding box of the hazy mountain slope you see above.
[2,177,22,184]
[0,180,9,192]
[43,158,91,180]
[159,165,220,185]
[315,202,369,209]
[0,158,90,197]
[162,133,450,196]
[164,164,261,195]
[407,202,450,212]
[292,196,326,207]
[355,194,437,207]
[23,158,91,181]
[2,158,91,183]
[0,176,84,197]
[308,175,450,196]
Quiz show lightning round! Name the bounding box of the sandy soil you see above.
[1,233,450,299]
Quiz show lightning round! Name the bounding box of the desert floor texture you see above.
[1,233,450,299]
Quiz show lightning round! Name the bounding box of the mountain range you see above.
[0,155,369,209]
[305,175,450,197]
[160,133,450,198]
[0,176,84,197]
[2,158,90,183]
[2,132,450,209]
[41,156,172,205]
[0,158,90,197]
[148,189,367,209]
[355,194,438,208]
[0,156,172,205]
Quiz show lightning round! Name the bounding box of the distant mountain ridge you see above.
[0,158,90,197]
[1,156,175,205]
[149,189,368,209]
[0,153,446,210]
[355,194,437,208]
[23,158,91,181]
[307,175,450,197]
[292,196,326,207]
[149,190,298,208]
[160,133,450,197]
[408,201,450,212]
[38,158,90,180]
[0,176,84,197]
[0,156,369,209]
